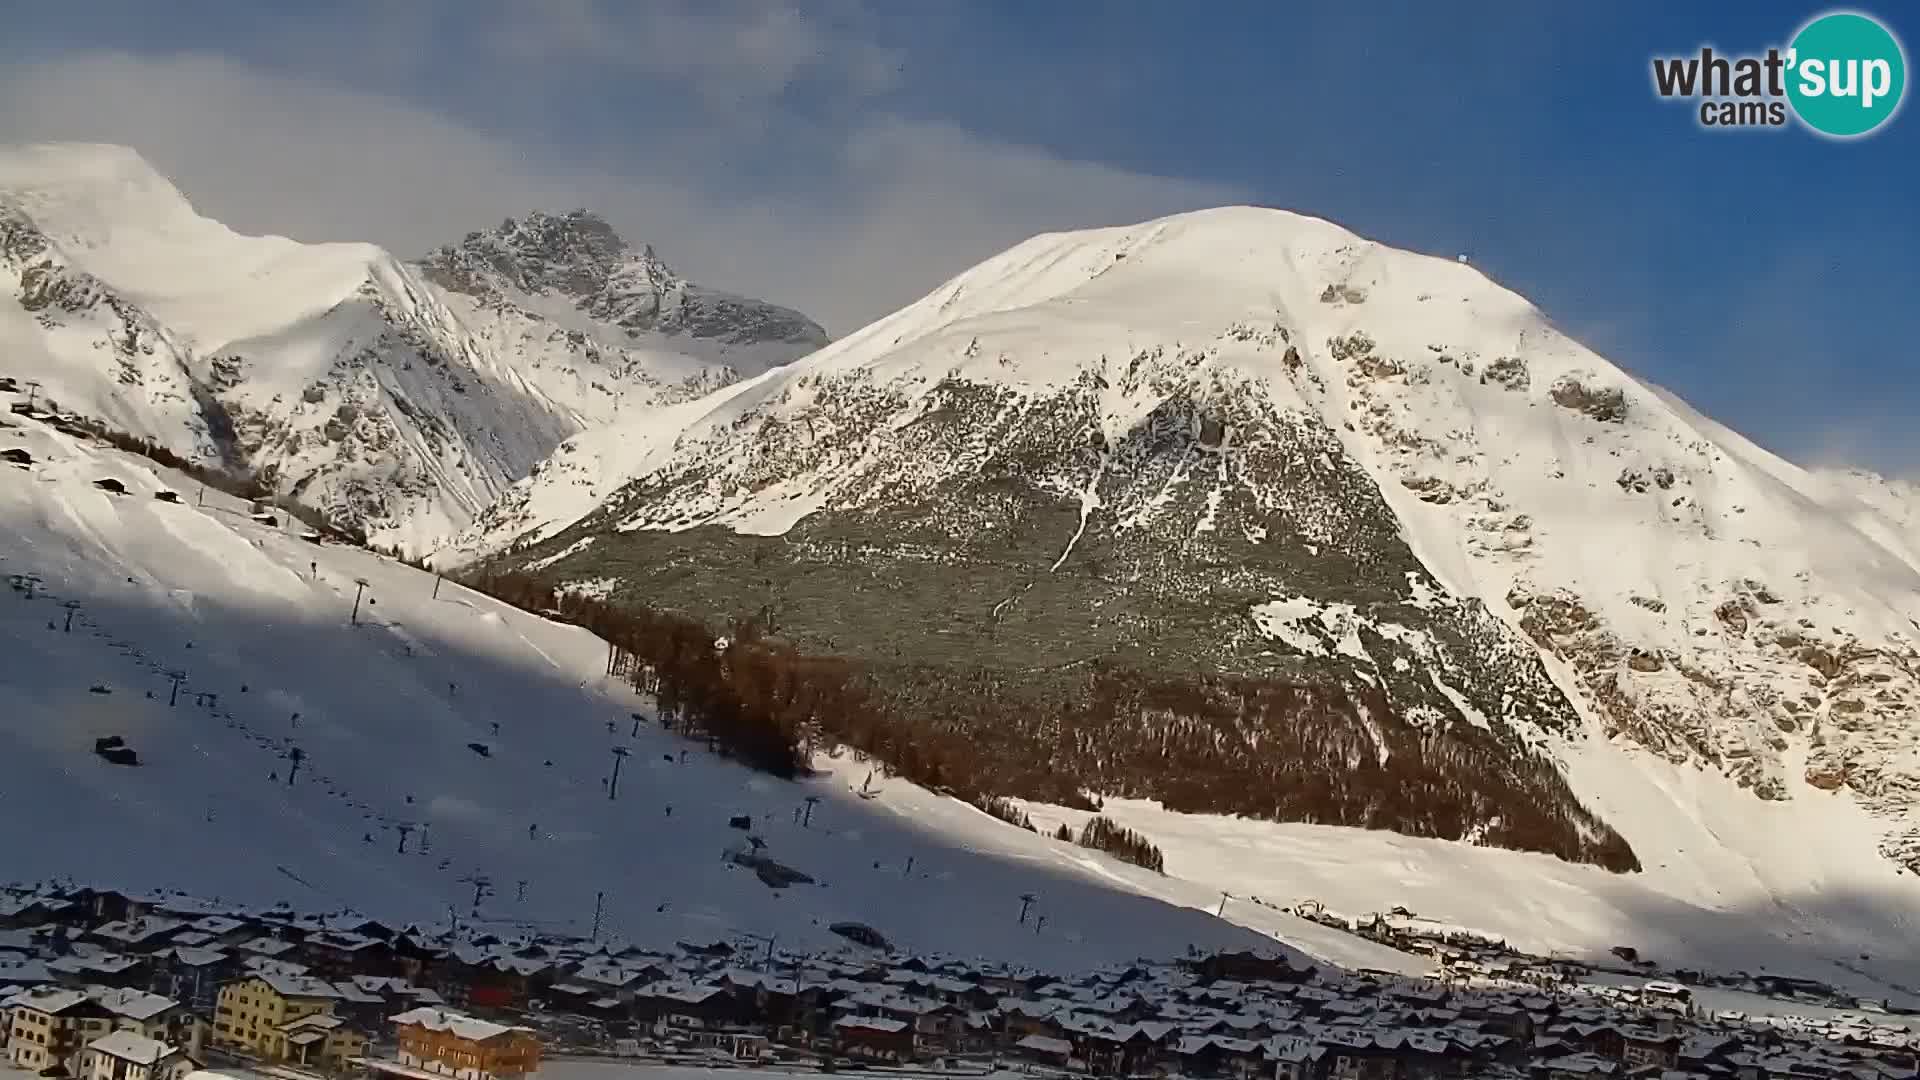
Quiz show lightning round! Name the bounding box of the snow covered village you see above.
[2,884,1918,1080]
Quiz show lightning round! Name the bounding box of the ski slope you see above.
[0,417,1330,972]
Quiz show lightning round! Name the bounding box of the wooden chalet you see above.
[385,1007,540,1080]
[434,952,552,1010]
[832,1014,915,1062]
[0,894,79,930]
[296,932,395,978]
[146,947,232,1012]
[633,981,754,1032]
[712,968,826,1041]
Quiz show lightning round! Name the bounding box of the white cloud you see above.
[0,46,1239,336]
[481,0,903,107]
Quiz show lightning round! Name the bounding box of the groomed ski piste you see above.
[6,413,1920,1010]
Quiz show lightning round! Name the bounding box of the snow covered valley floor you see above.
[4,415,1920,1008]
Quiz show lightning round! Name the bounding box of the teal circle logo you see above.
[1787,11,1907,137]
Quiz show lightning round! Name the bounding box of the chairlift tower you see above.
[607,746,631,800]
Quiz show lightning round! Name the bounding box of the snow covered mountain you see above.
[10,413,1920,1002]
[0,416,1300,972]
[454,208,1920,902]
[0,144,825,551]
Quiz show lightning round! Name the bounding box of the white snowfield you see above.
[0,419,1324,973]
[0,143,819,551]
[450,206,1920,1000]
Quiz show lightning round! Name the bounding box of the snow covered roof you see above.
[242,956,311,978]
[0,895,72,917]
[189,916,245,935]
[7,985,93,1015]
[86,1030,177,1066]
[253,972,342,999]
[330,982,385,1004]
[48,952,140,976]
[841,986,948,1014]
[570,959,653,987]
[92,986,183,1021]
[389,1007,530,1041]
[647,981,725,1005]
[1015,1034,1073,1055]
[351,976,418,995]
[307,932,381,953]
[883,969,979,994]
[833,1015,908,1033]
[92,916,185,945]
[0,958,52,985]
[160,946,228,967]
[115,890,201,911]
[1539,1053,1622,1075]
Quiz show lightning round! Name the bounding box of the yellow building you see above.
[4,986,115,1075]
[212,974,365,1068]
[4,985,209,1075]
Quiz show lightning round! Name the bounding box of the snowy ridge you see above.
[455,206,1920,982]
[0,144,826,550]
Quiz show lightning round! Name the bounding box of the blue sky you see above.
[3,2,1916,472]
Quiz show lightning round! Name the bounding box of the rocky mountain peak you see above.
[421,209,667,300]
[418,209,826,350]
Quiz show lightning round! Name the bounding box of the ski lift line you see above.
[11,541,690,937]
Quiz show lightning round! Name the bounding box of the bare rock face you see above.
[1480,355,1529,391]
[419,211,829,350]
[1550,374,1630,422]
